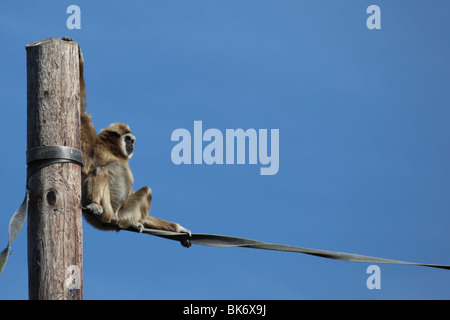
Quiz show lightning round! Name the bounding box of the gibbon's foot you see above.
[177,224,191,237]
[131,222,145,233]
[177,224,192,248]
[85,203,103,218]
[181,239,192,248]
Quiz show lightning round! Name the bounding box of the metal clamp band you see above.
[26,146,84,181]
[26,146,84,167]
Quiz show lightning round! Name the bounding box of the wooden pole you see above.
[26,38,83,300]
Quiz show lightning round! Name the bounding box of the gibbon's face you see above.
[100,123,136,159]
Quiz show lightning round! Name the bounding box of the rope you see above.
[129,227,450,270]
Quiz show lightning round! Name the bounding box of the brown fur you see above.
[79,48,191,244]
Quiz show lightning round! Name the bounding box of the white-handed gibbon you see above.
[79,48,191,247]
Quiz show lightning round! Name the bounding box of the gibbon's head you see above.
[99,123,136,159]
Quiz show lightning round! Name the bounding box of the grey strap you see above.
[0,192,28,274]
[0,146,83,275]
[135,228,450,270]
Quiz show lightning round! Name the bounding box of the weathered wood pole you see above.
[26,38,83,300]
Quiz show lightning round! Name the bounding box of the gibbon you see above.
[78,48,191,247]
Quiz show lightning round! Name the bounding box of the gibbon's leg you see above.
[116,186,152,230]
[116,187,192,248]
[142,216,184,233]
[142,216,192,248]
[85,167,115,224]
[117,186,192,235]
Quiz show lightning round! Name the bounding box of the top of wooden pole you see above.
[26,37,76,49]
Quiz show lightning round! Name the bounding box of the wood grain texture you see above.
[26,38,82,300]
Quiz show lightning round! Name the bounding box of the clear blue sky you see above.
[1,1,449,299]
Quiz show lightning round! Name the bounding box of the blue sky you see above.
[1,1,449,299]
